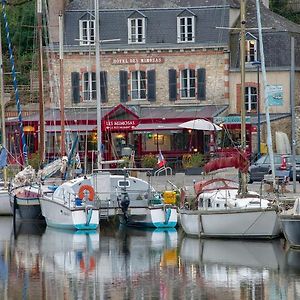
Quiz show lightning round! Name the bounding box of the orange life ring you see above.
[78,184,95,201]
[79,257,96,273]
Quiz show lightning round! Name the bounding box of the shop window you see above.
[245,86,258,112]
[177,16,195,43]
[180,69,196,99]
[79,20,95,46]
[131,70,146,100]
[245,40,257,62]
[128,18,145,44]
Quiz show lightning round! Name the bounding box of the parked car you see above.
[248,154,300,183]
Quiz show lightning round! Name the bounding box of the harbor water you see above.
[0,217,299,299]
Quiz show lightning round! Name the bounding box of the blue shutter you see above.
[120,70,128,102]
[71,72,80,103]
[169,69,177,101]
[147,70,156,102]
[197,68,206,100]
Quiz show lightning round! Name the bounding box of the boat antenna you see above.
[1,0,28,165]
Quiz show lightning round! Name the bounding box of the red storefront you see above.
[5,104,254,167]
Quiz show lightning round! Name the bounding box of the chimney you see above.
[47,0,70,44]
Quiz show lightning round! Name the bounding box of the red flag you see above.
[157,150,166,168]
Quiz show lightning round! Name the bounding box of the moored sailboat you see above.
[179,0,280,239]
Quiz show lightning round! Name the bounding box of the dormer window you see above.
[79,20,95,46]
[245,40,257,62]
[177,11,195,43]
[128,18,146,44]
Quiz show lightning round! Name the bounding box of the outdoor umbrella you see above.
[178,119,222,131]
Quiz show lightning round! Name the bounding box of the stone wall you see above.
[51,49,229,107]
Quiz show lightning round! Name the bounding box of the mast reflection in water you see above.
[0,218,299,299]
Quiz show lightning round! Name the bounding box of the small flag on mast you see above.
[157,150,166,168]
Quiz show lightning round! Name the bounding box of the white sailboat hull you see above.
[180,207,280,238]
[40,196,99,230]
[0,188,11,215]
[118,206,177,228]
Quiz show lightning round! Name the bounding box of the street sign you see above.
[214,116,251,124]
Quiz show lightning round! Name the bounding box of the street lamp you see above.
[252,60,261,159]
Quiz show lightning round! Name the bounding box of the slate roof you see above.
[66,0,240,10]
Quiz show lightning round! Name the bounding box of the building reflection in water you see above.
[0,217,300,299]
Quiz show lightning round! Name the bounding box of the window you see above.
[79,20,95,46]
[245,86,258,112]
[180,69,196,98]
[177,16,195,43]
[245,40,257,62]
[128,18,145,44]
[83,72,96,101]
[131,71,146,100]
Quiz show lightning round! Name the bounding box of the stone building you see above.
[7,0,300,165]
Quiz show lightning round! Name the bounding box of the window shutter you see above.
[120,70,128,102]
[100,71,108,103]
[176,18,181,42]
[147,70,156,102]
[71,72,80,103]
[197,68,206,100]
[169,69,177,101]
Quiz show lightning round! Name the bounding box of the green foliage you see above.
[118,156,130,168]
[2,0,36,86]
[28,152,41,171]
[270,0,300,24]
[141,154,157,168]
[182,153,205,168]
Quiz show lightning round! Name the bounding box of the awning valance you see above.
[45,125,96,132]
[133,122,182,131]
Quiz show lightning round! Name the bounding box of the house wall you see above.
[51,49,229,107]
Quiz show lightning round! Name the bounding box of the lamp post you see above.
[252,60,261,159]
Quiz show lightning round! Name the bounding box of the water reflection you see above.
[0,218,300,299]
[179,237,300,299]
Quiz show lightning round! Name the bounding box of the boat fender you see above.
[164,207,171,224]
[78,185,95,201]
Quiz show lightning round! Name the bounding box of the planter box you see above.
[185,167,204,175]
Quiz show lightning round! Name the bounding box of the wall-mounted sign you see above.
[214,116,251,124]
[111,57,164,65]
[267,85,283,106]
[103,119,139,131]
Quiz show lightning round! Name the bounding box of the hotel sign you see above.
[214,116,251,124]
[111,57,164,65]
[104,119,139,131]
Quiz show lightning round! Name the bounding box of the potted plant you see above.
[141,154,157,169]
[182,153,205,175]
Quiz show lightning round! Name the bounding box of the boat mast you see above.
[255,0,276,187]
[37,0,45,163]
[59,11,66,156]
[239,0,248,196]
[0,20,7,186]
[95,0,102,169]
[1,0,28,165]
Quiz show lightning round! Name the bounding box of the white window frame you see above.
[83,72,96,101]
[79,20,95,46]
[245,40,257,62]
[180,69,196,99]
[245,86,258,112]
[128,18,146,44]
[177,16,195,43]
[131,70,147,100]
